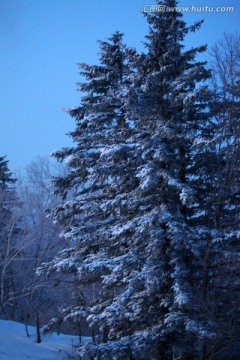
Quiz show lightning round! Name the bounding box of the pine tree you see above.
[0,156,18,315]
[0,156,16,235]
[40,31,137,338]
[0,156,16,189]
[110,2,213,358]
[42,2,216,359]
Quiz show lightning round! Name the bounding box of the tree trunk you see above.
[91,328,95,344]
[25,323,30,338]
[36,313,41,343]
[102,325,109,343]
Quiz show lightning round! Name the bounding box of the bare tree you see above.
[205,33,240,358]
[0,191,21,318]
[7,157,69,339]
[209,33,240,227]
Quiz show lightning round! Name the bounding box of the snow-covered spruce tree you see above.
[39,31,137,337]
[117,3,213,359]
[40,4,214,359]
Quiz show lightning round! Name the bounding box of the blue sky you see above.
[0,0,239,172]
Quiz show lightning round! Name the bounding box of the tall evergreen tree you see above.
[0,156,16,235]
[41,2,218,359]
[0,156,18,315]
[0,156,16,189]
[110,2,213,358]
[40,30,137,338]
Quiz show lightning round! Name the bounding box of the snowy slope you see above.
[0,320,85,360]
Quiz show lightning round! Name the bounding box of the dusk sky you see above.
[0,0,239,173]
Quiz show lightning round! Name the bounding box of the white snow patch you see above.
[0,319,88,360]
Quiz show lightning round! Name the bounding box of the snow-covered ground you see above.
[0,319,86,359]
